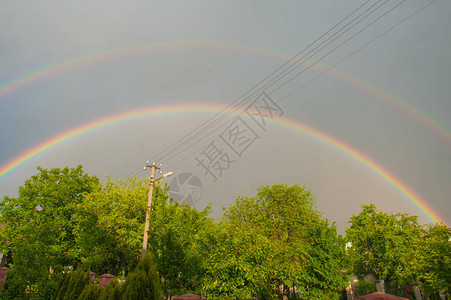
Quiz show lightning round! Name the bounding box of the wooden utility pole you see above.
[142,162,159,256]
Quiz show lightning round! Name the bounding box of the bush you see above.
[101,279,122,300]
[52,269,90,300]
[354,281,376,297]
[122,252,163,300]
[0,270,26,300]
[52,272,71,300]
[78,284,105,300]
[37,278,58,300]
[67,269,90,300]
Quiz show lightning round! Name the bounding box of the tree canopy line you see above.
[0,166,449,299]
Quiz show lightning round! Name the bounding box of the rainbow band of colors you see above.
[0,42,449,144]
[0,104,446,226]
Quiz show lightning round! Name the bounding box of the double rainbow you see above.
[0,104,446,226]
[0,42,449,144]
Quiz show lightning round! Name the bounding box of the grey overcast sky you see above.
[0,0,449,232]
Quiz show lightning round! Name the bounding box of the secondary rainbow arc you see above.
[0,41,449,144]
[0,104,446,226]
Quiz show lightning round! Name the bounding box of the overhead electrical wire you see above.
[152,0,392,164]
[277,0,436,103]
[121,0,434,178]
[149,0,375,164]
[165,0,436,171]
[268,0,405,95]
[237,0,389,101]
[153,0,396,165]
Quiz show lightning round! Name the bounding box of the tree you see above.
[0,166,100,296]
[66,268,90,300]
[73,176,149,275]
[121,252,163,300]
[78,283,105,300]
[0,269,27,300]
[346,204,424,287]
[147,189,213,297]
[50,268,91,300]
[74,176,212,296]
[52,272,71,300]
[346,205,451,298]
[100,279,122,300]
[200,221,276,299]
[415,223,450,298]
[302,218,348,298]
[204,183,348,299]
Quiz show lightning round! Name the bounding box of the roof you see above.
[355,292,409,300]
[172,293,206,300]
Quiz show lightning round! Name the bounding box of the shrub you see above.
[354,281,377,297]
[0,270,26,300]
[122,252,163,300]
[78,284,105,300]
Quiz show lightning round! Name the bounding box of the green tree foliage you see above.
[414,224,450,298]
[0,269,27,300]
[78,283,105,300]
[36,278,58,300]
[121,252,163,300]
[73,176,148,275]
[148,189,213,297]
[202,184,348,299]
[346,204,424,286]
[303,218,348,298]
[73,175,212,298]
[100,279,122,300]
[51,269,90,300]
[0,166,100,296]
[200,222,276,299]
[52,272,71,300]
[4,165,448,299]
[7,237,49,298]
[67,269,90,300]
[353,281,377,297]
[346,204,450,298]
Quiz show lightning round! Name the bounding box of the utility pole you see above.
[142,162,159,256]
[141,162,173,256]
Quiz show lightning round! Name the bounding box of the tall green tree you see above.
[78,283,105,300]
[121,252,163,300]
[100,279,122,300]
[205,184,348,299]
[200,221,276,299]
[414,223,450,298]
[74,176,212,297]
[66,268,90,300]
[147,184,213,297]
[73,176,149,275]
[0,166,99,296]
[346,204,424,287]
[346,205,450,298]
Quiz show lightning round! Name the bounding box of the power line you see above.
[123,0,435,178]
[268,0,406,96]
[150,0,375,164]
[160,0,416,166]
[278,0,436,103]
[242,0,388,100]
[153,0,392,164]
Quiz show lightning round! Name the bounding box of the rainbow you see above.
[0,104,446,226]
[0,41,449,144]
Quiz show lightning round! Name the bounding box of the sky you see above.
[0,0,449,232]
